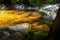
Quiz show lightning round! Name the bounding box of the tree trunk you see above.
[47,6,60,40]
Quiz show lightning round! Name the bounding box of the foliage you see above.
[0,0,54,9]
[18,0,53,7]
